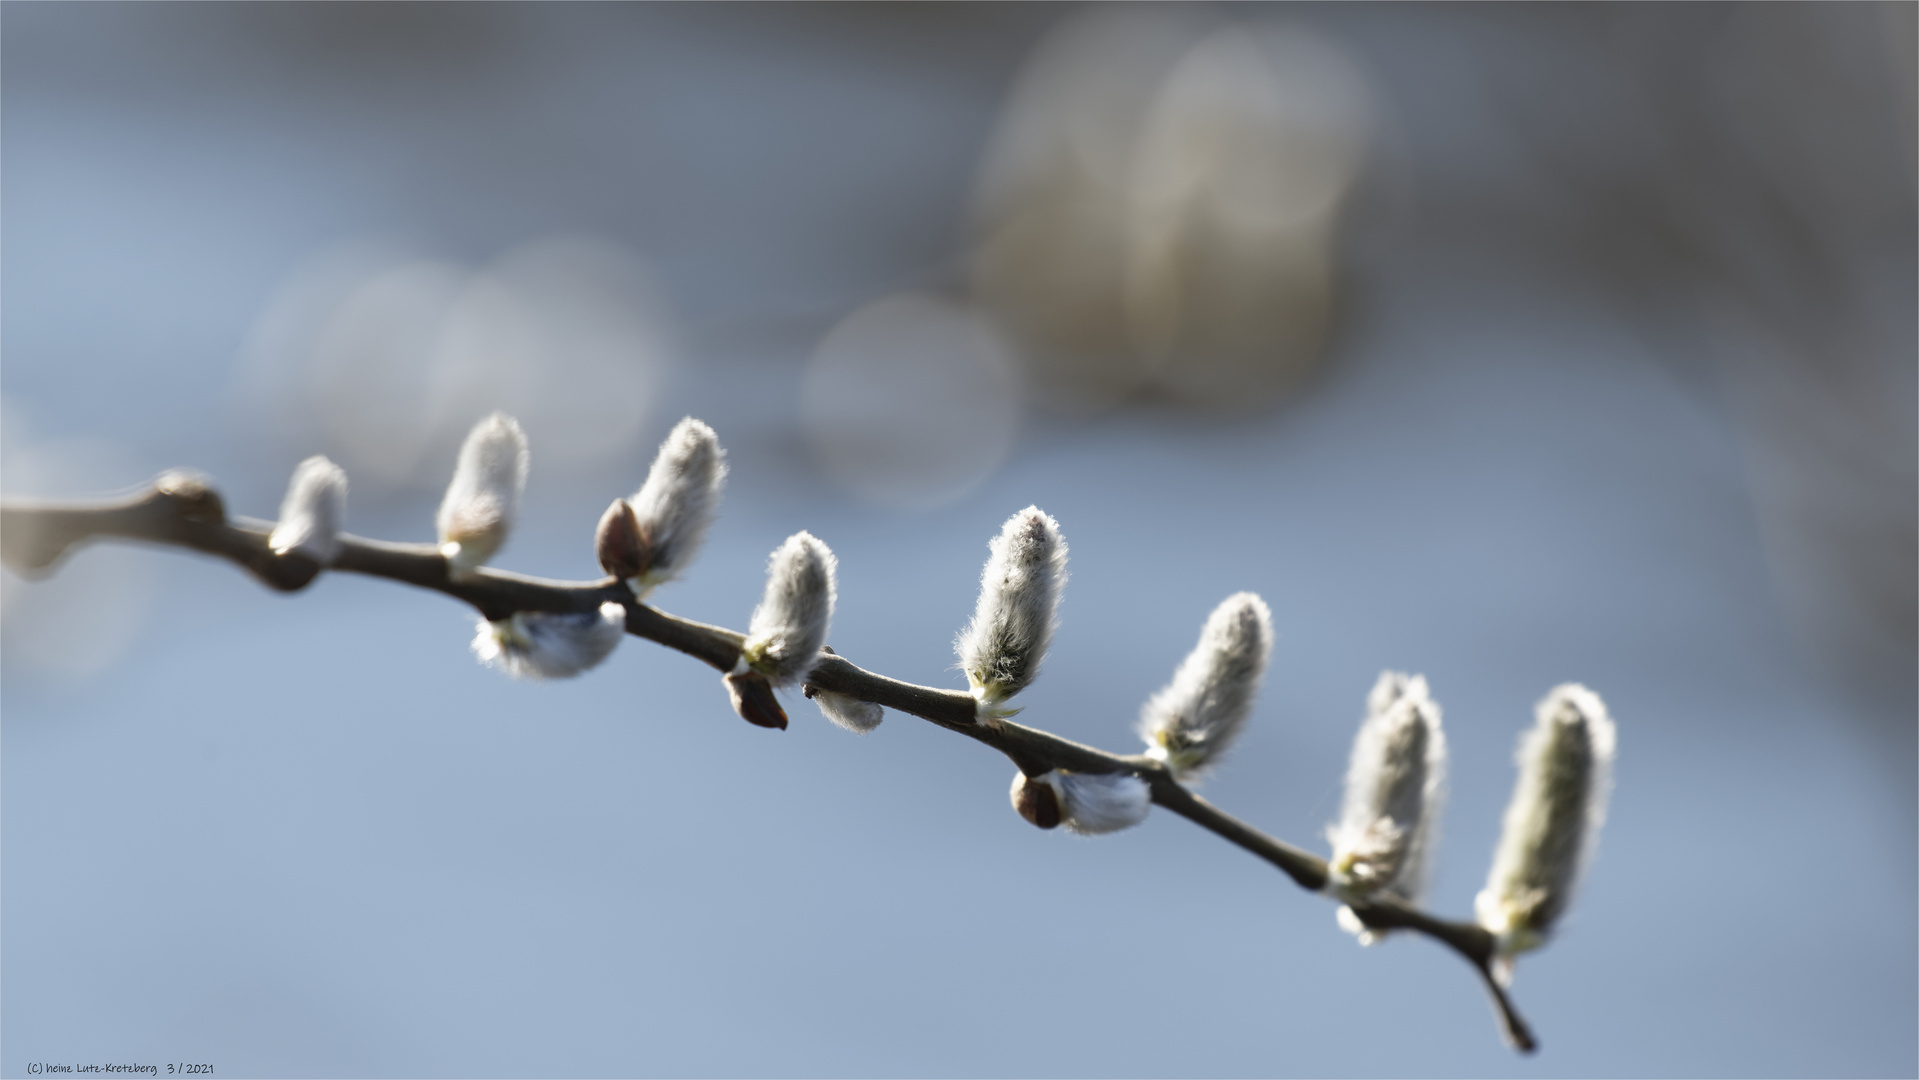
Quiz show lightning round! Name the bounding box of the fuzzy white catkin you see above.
[812,689,883,734]
[955,507,1067,714]
[743,531,836,687]
[1475,683,1617,958]
[1366,669,1420,720]
[1019,770,1151,835]
[268,455,348,563]
[436,413,529,578]
[626,417,727,594]
[1328,672,1449,941]
[1138,592,1273,782]
[472,601,626,680]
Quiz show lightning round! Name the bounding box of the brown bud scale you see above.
[725,668,789,730]
[1012,772,1061,830]
[595,498,647,581]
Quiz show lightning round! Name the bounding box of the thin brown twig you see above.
[0,474,1538,1053]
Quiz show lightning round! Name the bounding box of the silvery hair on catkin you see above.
[1138,592,1274,782]
[1475,683,1617,958]
[473,602,627,680]
[1011,769,1152,835]
[812,688,884,734]
[626,417,727,591]
[436,412,530,577]
[744,531,837,687]
[1328,672,1449,929]
[956,506,1068,710]
[1054,770,1151,835]
[268,455,348,563]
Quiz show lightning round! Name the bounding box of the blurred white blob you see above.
[431,240,667,471]
[801,293,1020,509]
[971,7,1205,412]
[1130,28,1371,239]
[973,10,1375,413]
[1123,27,1370,408]
[268,455,348,563]
[436,412,529,578]
[237,235,673,491]
[0,401,156,680]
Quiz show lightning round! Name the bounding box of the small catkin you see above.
[811,688,883,734]
[1475,683,1618,965]
[268,455,348,563]
[1328,672,1449,943]
[742,531,837,687]
[625,417,727,595]
[472,602,626,680]
[1011,770,1151,835]
[955,507,1068,716]
[437,413,529,578]
[1055,770,1152,835]
[1138,592,1273,782]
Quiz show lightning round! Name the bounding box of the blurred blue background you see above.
[4,4,1914,1077]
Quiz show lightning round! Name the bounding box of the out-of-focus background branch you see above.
[3,5,1912,1077]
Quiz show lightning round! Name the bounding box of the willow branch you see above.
[0,473,1537,1053]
